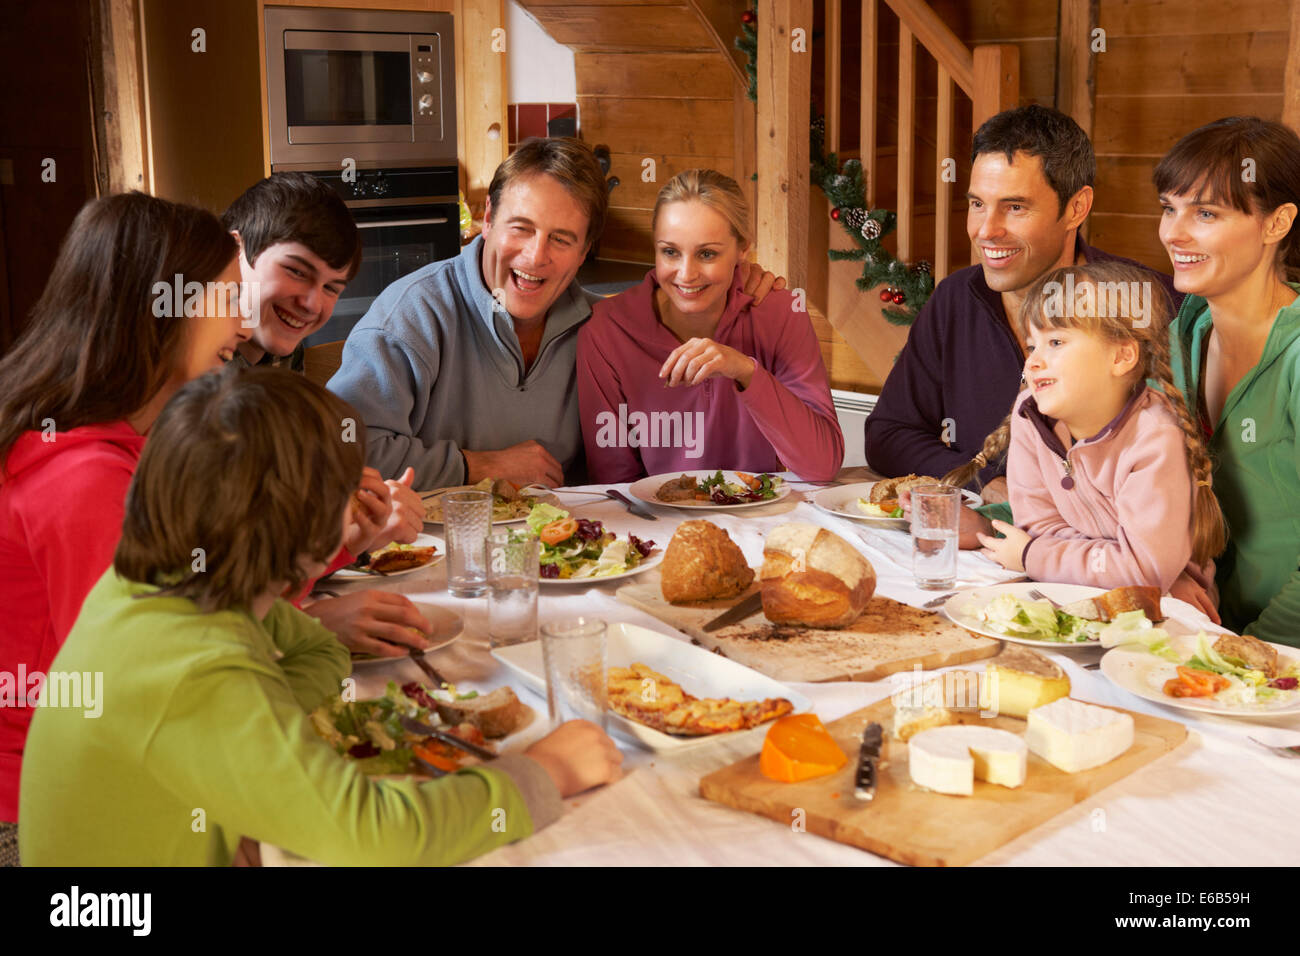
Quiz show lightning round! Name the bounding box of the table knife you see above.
[409,648,450,688]
[702,591,764,632]
[854,721,883,802]
[606,488,658,520]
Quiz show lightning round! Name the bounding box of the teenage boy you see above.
[863,105,1180,506]
[223,173,430,657]
[328,138,782,490]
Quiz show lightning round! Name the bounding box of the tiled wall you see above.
[507,103,578,150]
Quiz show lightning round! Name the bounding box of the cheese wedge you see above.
[907,726,1027,795]
[979,645,1071,718]
[891,672,978,741]
[759,713,848,782]
[1025,697,1134,773]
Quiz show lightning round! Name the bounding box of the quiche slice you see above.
[607,663,793,736]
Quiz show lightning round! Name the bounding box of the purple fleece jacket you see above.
[862,238,1181,488]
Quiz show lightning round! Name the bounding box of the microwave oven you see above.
[264,6,457,170]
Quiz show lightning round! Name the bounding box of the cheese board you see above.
[698,684,1188,867]
[615,570,1001,683]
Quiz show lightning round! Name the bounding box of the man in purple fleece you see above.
[863,105,1180,504]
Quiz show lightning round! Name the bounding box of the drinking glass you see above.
[443,490,491,597]
[540,618,608,731]
[487,530,539,648]
[911,484,961,590]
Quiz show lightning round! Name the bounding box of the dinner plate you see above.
[1100,633,1300,717]
[333,533,444,580]
[943,581,1120,651]
[813,480,982,529]
[626,470,792,512]
[348,602,463,667]
[539,548,665,586]
[491,622,812,753]
[421,485,559,525]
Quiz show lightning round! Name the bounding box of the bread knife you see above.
[701,591,764,632]
[854,722,883,802]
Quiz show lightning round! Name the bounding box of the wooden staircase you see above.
[514,0,755,262]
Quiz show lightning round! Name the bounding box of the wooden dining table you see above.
[263,470,1300,867]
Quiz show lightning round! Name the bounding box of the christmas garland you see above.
[736,6,934,326]
[811,116,934,325]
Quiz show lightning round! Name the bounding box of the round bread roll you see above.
[660,520,755,603]
[759,523,875,628]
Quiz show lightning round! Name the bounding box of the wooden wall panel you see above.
[607,152,735,208]
[1094,33,1287,95]
[1093,94,1283,156]
[575,51,733,95]
[527,5,714,51]
[577,97,735,155]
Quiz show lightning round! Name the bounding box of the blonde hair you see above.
[488,137,609,245]
[942,260,1227,565]
[652,169,752,248]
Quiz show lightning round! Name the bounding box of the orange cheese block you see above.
[759,713,848,782]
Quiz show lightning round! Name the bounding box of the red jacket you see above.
[0,422,146,821]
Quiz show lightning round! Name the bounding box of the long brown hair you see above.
[1153,116,1300,281]
[114,366,365,613]
[0,192,237,474]
[943,260,1227,565]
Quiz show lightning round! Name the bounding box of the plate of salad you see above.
[629,469,790,511]
[525,503,661,584]
[944,582,1145,650]
[812,480,982,528]
[1100,630,1300,717]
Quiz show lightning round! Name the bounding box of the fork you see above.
[1249,737,1300,758]
[1027,587,1063,609]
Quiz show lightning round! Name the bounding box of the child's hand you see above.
[368,467,423,550]
[524,720,624,797]
[303,590,433,657]
[976,519,1029,571]
[343,468,392,556]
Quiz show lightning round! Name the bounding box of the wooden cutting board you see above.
[699,691,1188,866]
[616,571,1000,682]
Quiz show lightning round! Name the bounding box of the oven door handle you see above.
[356,217,450,229]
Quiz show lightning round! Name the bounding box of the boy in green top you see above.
[19,367,621,865]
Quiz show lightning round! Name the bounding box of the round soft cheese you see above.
[908,725,1028,796]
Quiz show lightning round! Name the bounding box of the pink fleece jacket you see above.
[0,422,146,821]
[578,269,844,482]
[1009,386,1216,603]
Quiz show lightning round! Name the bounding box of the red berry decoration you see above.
[892,291,907,305]
[879,288,893,301]
[830,207,841,221]
[742,9,756,23]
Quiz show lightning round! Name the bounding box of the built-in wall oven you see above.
[264,6,460,343]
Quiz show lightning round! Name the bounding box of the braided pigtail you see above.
[941,414,1013,490]
[1149,343,1228,565]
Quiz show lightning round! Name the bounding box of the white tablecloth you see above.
[268,475,1300,867]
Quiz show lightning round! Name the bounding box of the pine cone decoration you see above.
[860,217,882,241]
[914,260,932,276]
[843,208,867,232]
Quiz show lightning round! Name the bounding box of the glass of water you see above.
[487,529,539,648]
[443,490,492,597]
[540,618,608,731]
[911,484,961,590]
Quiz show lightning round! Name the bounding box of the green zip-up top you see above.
[1169,284,1300,646]
[18,570,561,865]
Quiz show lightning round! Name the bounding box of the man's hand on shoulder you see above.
[464,440,563,488]
[979,475,1009,505]
[738,260,788,306]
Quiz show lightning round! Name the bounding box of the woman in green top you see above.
[19,367,621,865]
[1157,117,1300,646]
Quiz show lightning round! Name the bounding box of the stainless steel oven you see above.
[264,6,456,170]
[303,166,461,346]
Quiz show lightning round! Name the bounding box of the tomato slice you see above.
[412,742,459,773]
[539,518,578,545]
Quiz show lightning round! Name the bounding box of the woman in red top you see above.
[0,193,252,851]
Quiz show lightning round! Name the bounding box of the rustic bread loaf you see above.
[759,523,875,628]
[433,686,533,738]
[660,520,755,603]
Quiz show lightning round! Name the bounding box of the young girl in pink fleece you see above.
[946,259,1226,619]
[578,169,843,482]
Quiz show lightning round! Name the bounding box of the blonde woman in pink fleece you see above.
[578,169,843,482]
[944,259,1226,620]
